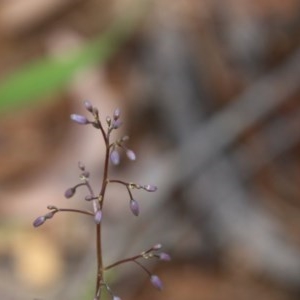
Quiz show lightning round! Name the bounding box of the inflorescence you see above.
[33,100,170,300]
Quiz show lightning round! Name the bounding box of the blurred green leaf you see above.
[0,11,138,112]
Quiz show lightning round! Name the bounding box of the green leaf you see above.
[0,10,139,112]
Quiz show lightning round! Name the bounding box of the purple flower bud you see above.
[64,187,75,198]
[153,243,162,250]
[70,114,89,125]
[110,149,120,165]
[143,184,157,192]
[159,252,171,261]
[126,149,136,161]
[94,210,102,224]
[33,216,46,227]
[84,100,93,112]
[150,275,163,291]
[130,199,139,216]
[111,119,123,129]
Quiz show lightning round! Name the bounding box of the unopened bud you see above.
[111,119,123,129]
[143,184,157,192]
[110,149,120,165]
[113,108,121,120]
[64,187,75,198]
[33,216,46,227]
[159,252,171,261]
[130,199,139,216]
[70,114,89,125]
[126,149,136,161]
[150,275,163,291]
[84,100,93,112]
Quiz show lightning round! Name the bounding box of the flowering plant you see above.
[33,101,170,300]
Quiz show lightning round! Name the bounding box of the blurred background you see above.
[1,0,300,299]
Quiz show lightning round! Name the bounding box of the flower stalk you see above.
[33,100,170,300]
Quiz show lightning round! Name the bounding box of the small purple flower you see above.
[150,275,163,291]
[130,199,139,216]
[94,210,102,224]
[113,108,121,120]
[126,149,136,161]
[33,216,46,227]
[159,252,171,261]
[64,187,75,198]
[70,114,89,125]
[110,149,120,165]
[84,100,93,112]
[143,184,157,192]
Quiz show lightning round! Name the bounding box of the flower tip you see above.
[150,275,163,291]
[130,199,139,216]
[33,216,46,227]
[70,114,89,125]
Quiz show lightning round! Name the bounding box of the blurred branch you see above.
[187,157,300,288]
[232,106,300,179]
[133,44,300,286]
[176,47,300,184]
